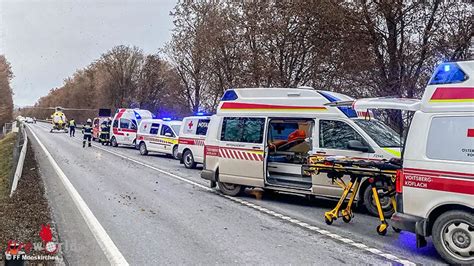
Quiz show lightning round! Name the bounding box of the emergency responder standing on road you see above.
[82,119,93,148]
[99,118,111,145]
[69,118,76,137]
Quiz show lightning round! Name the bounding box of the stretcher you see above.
[302,155,401,235]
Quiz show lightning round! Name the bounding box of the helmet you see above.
[87,118,92,123]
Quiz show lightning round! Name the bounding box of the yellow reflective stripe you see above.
[429,99,474,103]
[383,148,401,157]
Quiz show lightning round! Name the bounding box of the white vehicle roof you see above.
[140,119,182,126]
[217,88,357,118]
[115,108,153,120]
[183,116,212,120]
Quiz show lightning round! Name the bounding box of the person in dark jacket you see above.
[99,118,111,145]
[82,119,93,148]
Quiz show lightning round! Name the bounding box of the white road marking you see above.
[33,124,416,265]
[27,126,129,265]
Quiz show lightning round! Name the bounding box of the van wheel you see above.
[172,146,179,160]
[217,182,244,196]
[111,137,118,147]
[432,210,474,265]
[183,150,196,169]
[139,142,148,155]
[363,185,394,218]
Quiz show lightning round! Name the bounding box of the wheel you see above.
[325,215,334,225]
[172,145,179,160]
[342,209,352,223]
[183,150,197,169]
[432,210,474,265]
[111,137,118,147]
[363,184,394,218]
[139,142,148,155]
[217,182,244,196]
[393,227,401,233]
[377,224,388,236]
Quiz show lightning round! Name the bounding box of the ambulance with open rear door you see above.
[201,87,403,217]
[350,61,473,265]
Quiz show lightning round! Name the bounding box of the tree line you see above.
[23,0,472,130]
[0,55,14,131]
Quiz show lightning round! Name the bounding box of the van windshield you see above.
[353,119,401,148]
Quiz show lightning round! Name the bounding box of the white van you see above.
[110,108,153,147]
[177,115,211,168]
[137,119,182,159]
[351,61,473,265]
[201,88,402,216]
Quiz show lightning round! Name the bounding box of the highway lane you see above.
[28,122,442,264]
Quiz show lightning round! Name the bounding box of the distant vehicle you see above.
[137,118,182,159]
[110,108,153,147]
[201,88,402,217]
[353,61,473,265]
[177,115,211,168]
[25,117,34,123]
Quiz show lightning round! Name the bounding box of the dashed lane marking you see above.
[27,126,129,265]
[31,125,416,265]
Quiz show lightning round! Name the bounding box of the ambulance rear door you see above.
[218,116,266,187]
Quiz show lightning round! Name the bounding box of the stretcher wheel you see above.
[324,215,334,225]
[341,210,352,223]
[376,224,388,236]
[392,227,401,233]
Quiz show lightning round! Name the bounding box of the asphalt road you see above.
[27,122,444,265]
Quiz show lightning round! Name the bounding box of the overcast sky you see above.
[0,0,176,107]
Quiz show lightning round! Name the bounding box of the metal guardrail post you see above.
[10,123,28,197]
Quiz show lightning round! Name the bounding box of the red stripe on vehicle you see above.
[112,127,124,136]
[404,168,474,178]
[120,128,137,133]
[430,87,474,100]
[403,174,474,195]
[221,102,326,110]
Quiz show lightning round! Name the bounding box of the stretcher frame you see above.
[302,156,400,235]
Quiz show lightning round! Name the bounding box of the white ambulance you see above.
[201,88,403,217]
[110,108,153,147]
[351,61,473,265]
[136,118,182,159]
[177,115,212,168]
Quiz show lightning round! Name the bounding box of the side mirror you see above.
[347,140,369,152]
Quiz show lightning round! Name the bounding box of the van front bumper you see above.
[201,169,217,182]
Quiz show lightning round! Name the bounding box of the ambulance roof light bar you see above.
[429,62,468,85]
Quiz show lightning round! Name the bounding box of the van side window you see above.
[161,125,175,137]
[120,118,130,129]
[221,117,265,143]
[113,120,118,128]
[196,119,210,136]
[319,120,366,150]
[150,123,160,135]
[426,116,474,162]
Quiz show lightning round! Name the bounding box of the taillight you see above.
[396,169,404,193]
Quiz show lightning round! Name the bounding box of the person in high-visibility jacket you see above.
[82,119,93,148]
[69,118,76,137]
[99,118,111,145]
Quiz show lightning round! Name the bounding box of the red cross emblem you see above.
[188,121,193,129]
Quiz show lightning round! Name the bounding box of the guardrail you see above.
[10,122,28,197]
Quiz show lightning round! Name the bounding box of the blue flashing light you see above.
[134,111,142,120]
[221,90,238,101]
[196,112,205,116]
[162,117,172,121]
[318,91,357,118]
[429,62,468,85]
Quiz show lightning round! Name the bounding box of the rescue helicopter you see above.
[22,106,97,133]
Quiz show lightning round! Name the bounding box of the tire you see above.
[172,145,179,160]
[363,184,394,218]
[217,182,244,196]
[183,150,197,169]
[111,137,118,147]
[139,142,148,155]
[432,210,473,265]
